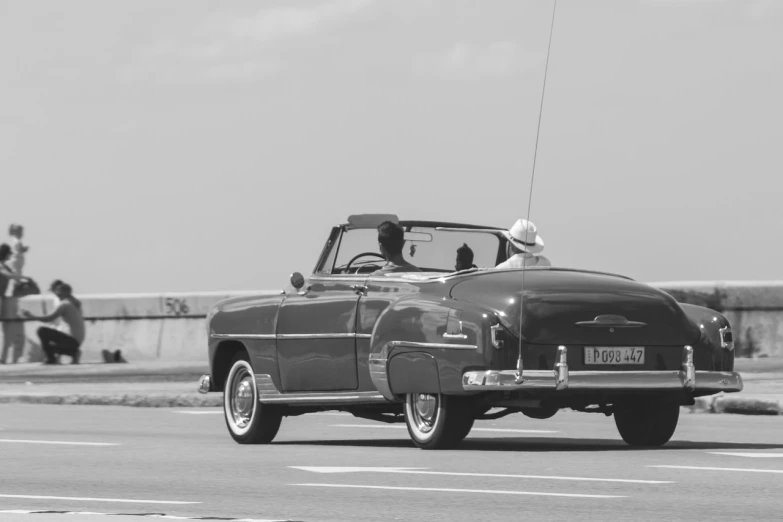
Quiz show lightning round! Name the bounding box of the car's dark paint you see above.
[207,294,283,391]
[678,302,734,372]
[388,352,441,395]
[276,277,361,391]
[204,220,737,412]
[367,288,492,398]
[449,269,702,347]
[206,268,734,397]
[355,277,421,391]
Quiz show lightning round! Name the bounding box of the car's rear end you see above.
[450,268,742,445]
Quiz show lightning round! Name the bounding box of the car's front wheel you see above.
[224,354,282,444]
[613,400,680,447]
[404,393,474,449]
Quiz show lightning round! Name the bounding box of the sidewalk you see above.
[0,358,780,414]
[0,360,208,384]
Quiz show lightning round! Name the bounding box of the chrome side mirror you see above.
[290,272,305,290]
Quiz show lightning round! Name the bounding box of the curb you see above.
[0,391,780,415]
[683,393,783,416]
[0,393,222,408]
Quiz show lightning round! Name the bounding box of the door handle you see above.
[351,284,367,295]
[442,332,468,340]
[443,318,467,340]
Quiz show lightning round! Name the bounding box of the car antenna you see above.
[516,0,558,384]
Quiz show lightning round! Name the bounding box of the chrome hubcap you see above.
[410,393,438,433]
[229,367,255,429]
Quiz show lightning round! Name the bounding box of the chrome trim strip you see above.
[277,333,358,339]
[309,275,371,283]
[388,341,477,350]
[435,227,504,233]
[213,332,373,340]
[463,369,745,392]
[253,374,389,405]
[369,340,479,401]
[682,345,695,391]
[211,333,276,340]
[464,345,739,393]
[554,345,568,391]
[259,394,388,404]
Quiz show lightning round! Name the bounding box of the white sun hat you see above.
[503,218,545,254]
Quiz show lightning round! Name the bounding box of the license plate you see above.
[584,346,645,365]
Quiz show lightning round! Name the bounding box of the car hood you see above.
[449,269,701,346]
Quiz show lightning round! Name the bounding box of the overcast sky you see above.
[2,0,781,294]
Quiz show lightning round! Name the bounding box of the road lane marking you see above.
[290,466,673,484]
[0,439,119,446]
[650,465,783,474]
[0,494,199,504]
[0,510,287,521]
[292,483,625,498]
[329,424,558,434]
[172,410,351,416]
[708,452,783,458]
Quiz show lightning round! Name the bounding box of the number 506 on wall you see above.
[164,297,190,316]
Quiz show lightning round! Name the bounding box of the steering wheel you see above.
[345,252,386,274]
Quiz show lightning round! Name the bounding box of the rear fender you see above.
[369,295,493,399]
[388,352,440,395]
[680,303,734,371]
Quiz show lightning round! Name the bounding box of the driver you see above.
[372,221,421,275]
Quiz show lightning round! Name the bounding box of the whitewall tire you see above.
[404,393,473,449]
[223,354,282,444]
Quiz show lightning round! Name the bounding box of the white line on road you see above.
[707,452,783,458]
[0,439,119,446]
[0,494,200,504]
[329,424,557,434]
[293,483,625,499]
[0,510,284,521]
[650,465,783,474]
[290,466,672,484]
[172,410,351,416]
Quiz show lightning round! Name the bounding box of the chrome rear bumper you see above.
[462,345,743,394]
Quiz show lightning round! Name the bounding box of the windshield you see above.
[320,225,504,275]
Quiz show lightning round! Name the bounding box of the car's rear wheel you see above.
[404,393,474,449]
[224,354,282,444]
[613,400,680,447]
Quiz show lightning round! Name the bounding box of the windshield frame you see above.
[313,221,509,276]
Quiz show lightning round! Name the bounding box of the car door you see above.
[275,275,366,392]
[355,276,427,391]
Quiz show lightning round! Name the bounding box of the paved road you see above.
[1,405,782,522]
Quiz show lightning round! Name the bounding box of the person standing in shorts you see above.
[1,243,31,364]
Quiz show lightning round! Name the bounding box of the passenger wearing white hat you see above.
[495,218,551,269]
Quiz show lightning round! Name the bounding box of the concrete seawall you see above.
[652,281,783,358]
[2,291,269,363]
[1,281,781,363]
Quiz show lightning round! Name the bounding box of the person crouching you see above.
[22,281,85,364]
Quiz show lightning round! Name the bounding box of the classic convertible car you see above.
[198,214,743,449]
